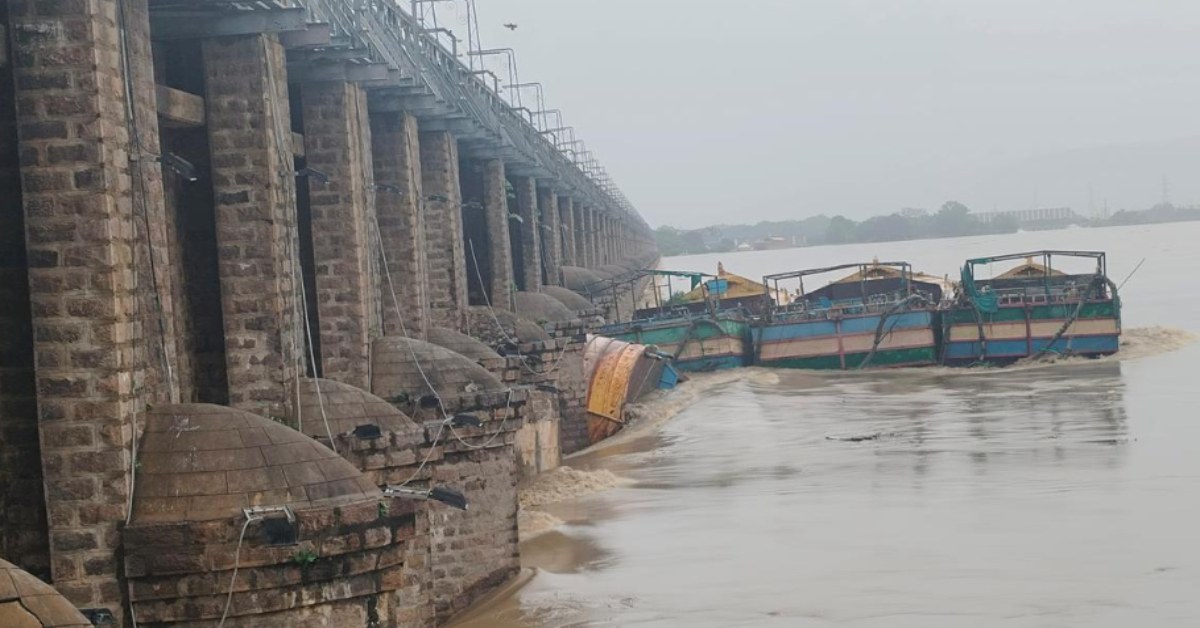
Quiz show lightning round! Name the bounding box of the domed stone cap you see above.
[426,327,501,361]
[597,264,630,279]
[561,266,603,293]
[542,285,595,312]
[588,266,617,279]
[0,559,90,627]
[513,319,552,343]
[133,404,381,523]
[469,307,551,346]
[514,291,576,323]
[372,336,505,403]
[294,378,421,442]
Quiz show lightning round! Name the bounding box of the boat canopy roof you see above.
[995,258,1067,279]
[763,260,912,283]
[677,263,776,303]
[964,250,1106,273]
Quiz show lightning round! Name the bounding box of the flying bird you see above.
[503,23,519,31]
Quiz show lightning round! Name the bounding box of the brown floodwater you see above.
[451,223,1200,628]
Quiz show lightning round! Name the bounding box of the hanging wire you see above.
[447,388,513,450]
[368,210,469,487]
[466,237,566,376]
[216,514,260,628]
[261,42,339,452]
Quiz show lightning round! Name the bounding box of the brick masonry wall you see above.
[545,323,590,455]
[537,186,561,286]
[371,111,428,337]
[426,448,520,622]
[514,390,561,476]
[202,33,300,419]
[419,131,468,332]
[124,500,417,628]
[0,0,48,578]
[6,0,179,613]
[369,388,527,625]
[301,80,376,390]
[512,175,541,293]
[558,195,576,267]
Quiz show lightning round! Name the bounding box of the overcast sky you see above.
[442,1,1200,227]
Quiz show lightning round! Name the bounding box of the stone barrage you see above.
[0,0,658,624]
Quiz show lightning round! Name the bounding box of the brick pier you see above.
[0,1,657,625]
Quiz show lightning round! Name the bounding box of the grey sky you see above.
[454,1,1200,226]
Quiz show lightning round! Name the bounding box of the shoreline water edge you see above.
[444,325,1199,627]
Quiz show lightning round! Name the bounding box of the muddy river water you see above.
[453,222,1200,627]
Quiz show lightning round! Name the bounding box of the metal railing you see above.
[289,0,643,231]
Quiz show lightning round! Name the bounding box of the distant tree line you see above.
[655,201,1018,256]
[1096,203,1200,227]
[657,199,1200,256]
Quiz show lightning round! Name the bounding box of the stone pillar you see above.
[558,195,576,266]
[601,214,611,265]
[419,131,468,331]
[462,159,514,310]
[204,34,300,418]
[538,186,561,285]
[574,203,589,268]
[300,81,375,389]
[512,176,541,292]
[371,111,427,337]
[586,208,600,268]
[8,0,177,613]
[483,159,514,309]
[611,218,620,262]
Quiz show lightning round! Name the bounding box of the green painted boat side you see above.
[944,301,1117,324]
[602,317,751,371]
[606,318,748,345]
[760,346,938,370]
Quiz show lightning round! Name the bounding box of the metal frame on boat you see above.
[942,250,1121,364]
[595,269,753,372]
[754,261,944,370]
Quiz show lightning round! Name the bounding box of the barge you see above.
[594,266,757,372]
[942,250,1121,364]
[753,262,946,370]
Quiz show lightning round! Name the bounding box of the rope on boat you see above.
[1031,275,1108,361]
[856,294,930,371]
[671,318,725,363]
[967,299,990,364]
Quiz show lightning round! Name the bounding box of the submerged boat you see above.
[753,261,946,370]
[942,250,1121,364]
[595,265,755,372]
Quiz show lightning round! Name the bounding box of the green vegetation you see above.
[656,200,1200,257]
[1099,203,1200,227]
[291,549,319,565]
[655,201,1019,255]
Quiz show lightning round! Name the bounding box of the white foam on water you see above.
[1110,326,1199,360]
[519,466,626,509]
[517,509,565,541]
